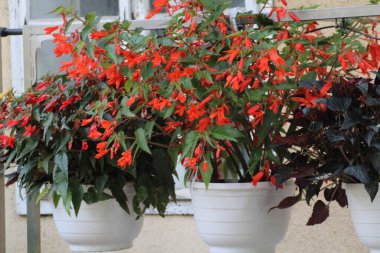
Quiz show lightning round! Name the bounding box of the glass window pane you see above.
[30,0,71,19]
[148,0,245,14]
[36,40,71,80]
[230,0,246,8]
[79,0,119,16]
[30,0,119,20]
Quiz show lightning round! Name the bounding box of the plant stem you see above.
[231,142,250,179]
[221,143,244,180]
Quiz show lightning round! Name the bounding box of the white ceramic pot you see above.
[51,183,144,252]
[191,181,294,253]
[345,183,380,253]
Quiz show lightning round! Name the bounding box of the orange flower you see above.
[117,150,133,169]
[44,26,59,34]
[88,124,102,139]
[252,171,265,187]
[90,31,108,40]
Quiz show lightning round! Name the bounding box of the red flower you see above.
[210,106,231,126]
[268,48,285,67]
[44,26,59,34]
[81,118,93,126]
[258,57,270,73]
[23,125,36,137]
[197,117,211,132]
[90,31,108,40]
[117,149,133,169]
[0,135,15,148]
[163,121,182,133]
[146,0,168,19]
[187,104,206,122]
[81,141,89,151]
[202,161,208,173]
[88,124,102,139]
[35,81,50,90]
[252,170,265,187]
[288,12,301,22]
[7,119,19,129]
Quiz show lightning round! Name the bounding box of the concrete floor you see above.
[3,184,369,253]
[0,0,376,252]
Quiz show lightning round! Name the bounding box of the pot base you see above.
[210,247,275,253]
[70,243,133,252]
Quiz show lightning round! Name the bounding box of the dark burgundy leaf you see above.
[5,174,18,187]
[280,132,311,146]
[365,182,379,202]
[344,165,370,184]
[335,187,348,207]
[306,200,330,226]
[357,81,368,97]
[306,181,323,205]
[369,152,380,173]
[324,187,337,202]
[326,97,352,113]
[295,177,312,189]
[365,131,376,147]
[268,194,301,213]
[326,129,345,143]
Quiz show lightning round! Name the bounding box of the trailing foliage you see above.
[276,77,380,224]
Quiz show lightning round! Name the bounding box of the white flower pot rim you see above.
[342,182,370,189]
[191,180,293,190]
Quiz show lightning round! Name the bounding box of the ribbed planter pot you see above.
[190,181,295,253]
[51,183,144,252]
[345,183,380,253]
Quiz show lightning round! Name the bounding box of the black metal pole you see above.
[0,27,23,37]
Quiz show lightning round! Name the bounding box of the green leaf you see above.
[105,44,117,63]
[43,113,54,141]
[181,131,200,159]
[81,25,93,40]
[135,128,151,154]
[89,39,96,58]
[208,125,243,142]
[249,149,262,174]
[64,18,75,34]
[49,6,65,14]
[85,12,96,23]
[124,79,133,93]
[180,77,194,90]
[199,153,213,189]
[145,121,155,139]
[95,175,109,194]
[52,192,61,207]
[141,62,154,81]
[69,179,84,217]
[36,187,50,204]
[38,156,50,174]
[54,151,68,177]
[16,137,38,161]
[120,96,136,117]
